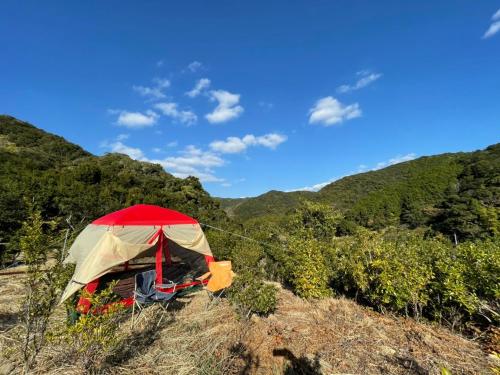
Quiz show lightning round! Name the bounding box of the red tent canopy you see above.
[68,204,212,313]
[92,204,198,226]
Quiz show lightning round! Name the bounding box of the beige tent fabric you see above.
[64,224,109,265]
[163,224,212,256]
[60,223,212,303]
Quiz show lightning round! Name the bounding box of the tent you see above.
[61,204,214,312]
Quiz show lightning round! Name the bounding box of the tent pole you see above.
[155,232,163,285]
[205,255,214,267]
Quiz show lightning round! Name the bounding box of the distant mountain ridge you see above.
[218,144,499,238]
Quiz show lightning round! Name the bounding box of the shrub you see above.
[55,282,126,372]
[285,233,332,299]
[18,202,71,374]
[325,229,500,329]
[428,237,500,327]
[287,201,342,241]
[228,271,277,316]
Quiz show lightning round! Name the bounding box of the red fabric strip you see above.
[155,231,163,285]
[76,278,100,314]
[148,227,163,244]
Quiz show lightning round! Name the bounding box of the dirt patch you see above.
[237,288,495,374]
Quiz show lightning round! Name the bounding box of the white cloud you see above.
[187,61,203,72]
[152,147,162,153]
[209,133,287,154]
[167,141,178,148]
[107,141,146,160]
[153,77,170,88]
[116,133,129,141]
[250,133,287,149]
[133,78,170,100]
[156,60,164,67]
[373,153,417,170]
[493,9,500,21]
[482,9,500,39]
[210,137,246,153]
[287,178,340,192]
[483,21,500,39]
[205,90,244,123]
[221,182,232,187]
[258,101,274,111]
[133,86,166,99]
[102,139,225,183]
[308,96,361,126]
[115,110,159,128]
[154,102,197,126]
[154,145,225,182]
[186,78,211,98]
[289,153,417,192]
[337,71,382,93]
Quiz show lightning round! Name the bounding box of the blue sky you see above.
[1,1,499,198]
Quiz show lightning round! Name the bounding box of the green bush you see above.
[287,201,342,241]
[324,229,500,328]
[18,202,72,373]
[228,271,277,316]
[284,233,332,299]
[54,282,126,372]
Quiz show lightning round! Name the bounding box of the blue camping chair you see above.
[131,269,177,327]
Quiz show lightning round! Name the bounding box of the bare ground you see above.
[0,275,497,374]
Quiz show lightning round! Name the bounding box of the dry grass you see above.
[238,287,497,374]
[0,274,497,374]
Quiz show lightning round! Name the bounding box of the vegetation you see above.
[0,115,228,263]
[220,144,499,244]
[0,115,498,374]
[1,115,498,355]
[227,270,277,316]
[54,282,126,372]
[18,203,71,373]
[217,190,316,221]
[213,201,499,333]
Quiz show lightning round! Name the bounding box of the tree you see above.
[19,202,70,373]
[286,233,332,299]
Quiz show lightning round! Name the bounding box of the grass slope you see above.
[0,275,495,374]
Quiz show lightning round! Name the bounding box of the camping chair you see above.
[196,261,235,309]
[131,269,177,327]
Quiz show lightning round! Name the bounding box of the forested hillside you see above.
[218,190,316,219]
[219,144,499,241]
[0,115,227,262]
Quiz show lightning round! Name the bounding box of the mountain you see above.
[0,115,227,260]
[218,190,316,220]
[219,144,500,239]
[1,114,498,256]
